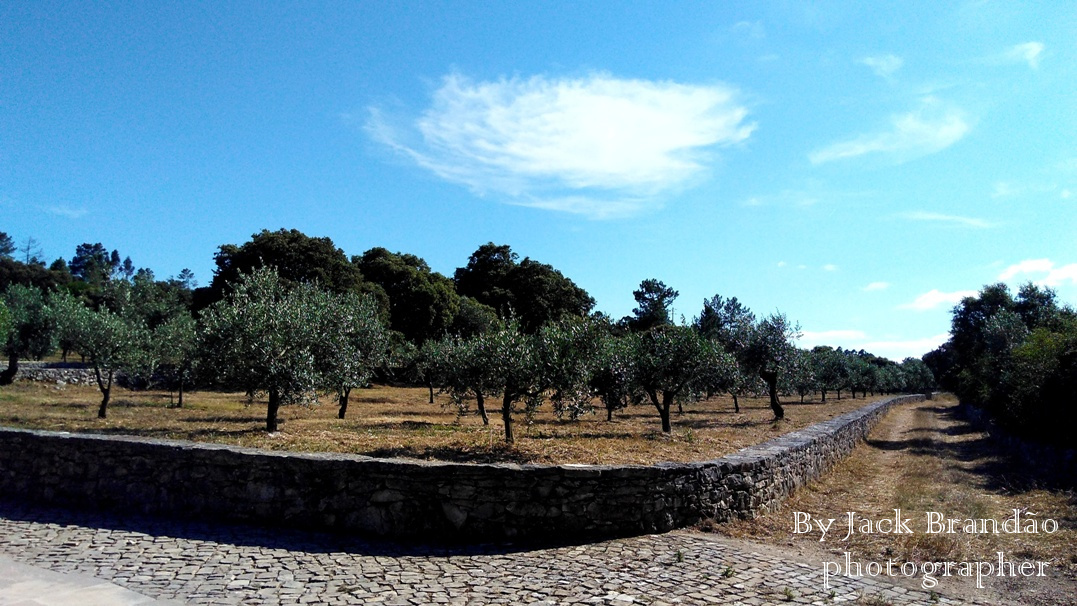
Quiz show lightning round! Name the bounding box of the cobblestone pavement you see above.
[0,501,979,606]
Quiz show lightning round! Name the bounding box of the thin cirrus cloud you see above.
[863,281,890,291]
[899,289,978,311]
[809,97,970,165]
[367,72,756,218]
[44,205,89,219]
[860,54,903,78]
[998,258,1077,287]
[900,211,995,229]
[1002,42,1045,69]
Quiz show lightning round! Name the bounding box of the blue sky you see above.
[3,1,1075,360]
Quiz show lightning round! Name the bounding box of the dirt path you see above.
[713,395,1077,605]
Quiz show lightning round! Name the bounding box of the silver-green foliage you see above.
[2,285,55,361]
[199,267,326,431]
[50,291,150,417]
[314,290,391,419]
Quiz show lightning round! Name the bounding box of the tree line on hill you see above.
[924,282,1077,447]
[0,229,934,443]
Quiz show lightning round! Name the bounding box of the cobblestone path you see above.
[0,501,975,605]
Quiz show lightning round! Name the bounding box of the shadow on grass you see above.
[864,401,1070,493]
[85,426,263,441]
[180,415,265,425]
[38,401,95,410]
[671,417,780,431]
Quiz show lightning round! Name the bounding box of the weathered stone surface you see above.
[0,395,926,541]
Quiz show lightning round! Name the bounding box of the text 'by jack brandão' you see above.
[793,509,1056,590]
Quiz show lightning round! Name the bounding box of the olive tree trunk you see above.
[267,388,281,433]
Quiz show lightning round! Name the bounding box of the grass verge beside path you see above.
[714,394,1077,606]
[0,381,887,465]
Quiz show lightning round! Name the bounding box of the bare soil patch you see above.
[0,381,885,465]
[713,395,1077,605]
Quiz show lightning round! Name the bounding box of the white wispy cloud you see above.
[823,264,838,272]
[863,281,890,291]
[740,189,820,208]
[798,330,868,349]
[44,205,88,219]
[731,20,766,39]
[899,289,978,311]
[368,72,755,218]
[1002,42,1045,69]
[809,97,970,164]
[860,54,903,78]
[798,329,949,359]
[991,181,1018,198]
[900,211,995,229]
[863,333,950,359]
[999,258,1077,287]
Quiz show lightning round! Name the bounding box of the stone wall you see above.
[14,362,99,386]
[0,394,924,542]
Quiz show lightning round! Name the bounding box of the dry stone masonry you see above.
[14,362,99,386]
[0,394,925,542]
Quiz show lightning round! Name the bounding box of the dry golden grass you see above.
[0,381,884,465]
[717,394,1077,603]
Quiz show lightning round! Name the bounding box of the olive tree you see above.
[440,321,551,444]
[153,312,198,406]
[632,325,716,433]
[592,332,645,421]
[199,267,327,433]
[1,285,55,385]
[785,348,817,403]
[811,346,848,401]
[536,317,607,420]
[51,292,150,418]
[0,302,10,356]
[315,291,391,419]
[486,323,546,444]
[740,312,800,420]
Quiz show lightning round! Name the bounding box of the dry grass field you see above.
[0,381,886,465]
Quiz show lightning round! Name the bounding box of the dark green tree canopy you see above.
[927,281,1076,446]
[454,243,517,314]
[0,233,14,258]
[626,279,678,332]
[0,257,71,292]
[355,247,459,344]
[69,243,116,285]
[695,294,755,352]
[454,242,594,332]
[199,229,366,310]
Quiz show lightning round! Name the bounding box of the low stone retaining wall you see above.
[0,394,924,542]
[14,365,99,386]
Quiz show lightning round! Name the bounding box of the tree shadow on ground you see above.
[672,417,779,431]
[0,499,585,557]
[519,428,643,441]
[36,401,94,410]
[84,426,262,441]
[864,402,1072,493]
[180,415,264,424]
